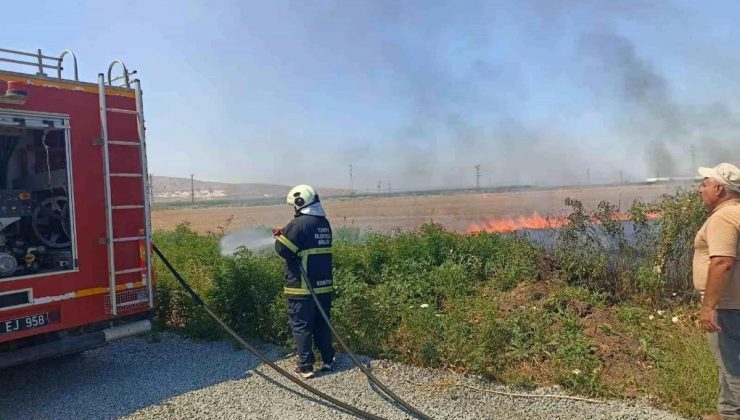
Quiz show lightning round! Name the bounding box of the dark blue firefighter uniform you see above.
[275,211,335,372]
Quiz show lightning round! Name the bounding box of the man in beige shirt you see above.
[694,163,740,420]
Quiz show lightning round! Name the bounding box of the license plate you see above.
[0,311,59,336]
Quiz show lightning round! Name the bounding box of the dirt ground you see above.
[151,183,685,234]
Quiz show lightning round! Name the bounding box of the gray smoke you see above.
[210,2,740,189]
[578,32,740,177]
[331,7,679,188]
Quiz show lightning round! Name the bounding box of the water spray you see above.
[220,227,276,256]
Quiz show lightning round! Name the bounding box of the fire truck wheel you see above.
[32,196,71,248]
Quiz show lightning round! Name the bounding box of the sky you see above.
[2,0,740,191]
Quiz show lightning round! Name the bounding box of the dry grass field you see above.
[151,183,687,234]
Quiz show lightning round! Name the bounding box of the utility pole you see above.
[190,174,194,204]
[388,182,391,193]
[475,165,481,190]
[349,163,354,191]
[586,168,591,185]
[148,173,154,204]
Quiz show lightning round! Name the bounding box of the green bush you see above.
[209,248,284,340]
[456,232,541,289]
[636,189,706,294]
[395,303,444,367]
[504,310,556,365]
[551,314,605,396]
[437,296,510,376]
[551,190,706,305]
[152,223,222,339]
[554,199,621,291]
[331,268,395,356]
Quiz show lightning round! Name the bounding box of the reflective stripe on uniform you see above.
[297,248,332,257]
[299,247,331,290]
[283,286,334,295]
[286,247,333,295]
[276,234,299,253]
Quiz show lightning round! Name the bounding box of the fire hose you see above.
[152,244,384,420]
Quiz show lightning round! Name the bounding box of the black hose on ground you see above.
[152,244,386,420]
[297,262,432,420]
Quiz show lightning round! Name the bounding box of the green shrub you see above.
[616,306,646,326]
[152,223,222,339]
[437,296,510,376]
[395,303,444,367]
[457,232,541,290]
[331,268,396,356]
[210,248,284,340]
[551,314,605,396]
[642,189,706,294]
[504,309,557,365]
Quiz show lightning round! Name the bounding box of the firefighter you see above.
[273,184,335,379]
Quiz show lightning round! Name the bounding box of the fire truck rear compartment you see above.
[0,125,74,280]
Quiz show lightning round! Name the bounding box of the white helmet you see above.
[287,184,319,209]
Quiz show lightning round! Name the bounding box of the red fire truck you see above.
[0,48,154,368]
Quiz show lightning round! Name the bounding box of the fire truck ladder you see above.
[97,62,153,317]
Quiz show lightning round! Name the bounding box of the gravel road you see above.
[0,333,684,420]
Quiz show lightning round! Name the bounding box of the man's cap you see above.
[699,163,740,193]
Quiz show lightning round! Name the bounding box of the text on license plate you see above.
[0,311,60,336]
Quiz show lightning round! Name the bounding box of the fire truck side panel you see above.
[0,75,151,346]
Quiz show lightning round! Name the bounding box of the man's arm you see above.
[274,222,301,260]
[700,256,736,332]
[703,256,736,308]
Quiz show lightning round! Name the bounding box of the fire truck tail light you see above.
[0,81,28,105]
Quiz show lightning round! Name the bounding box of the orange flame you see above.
[468,212,659,234]
[468,212,566,233]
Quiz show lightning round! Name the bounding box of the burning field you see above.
[151,183,681,234]
[468,211,569,233]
